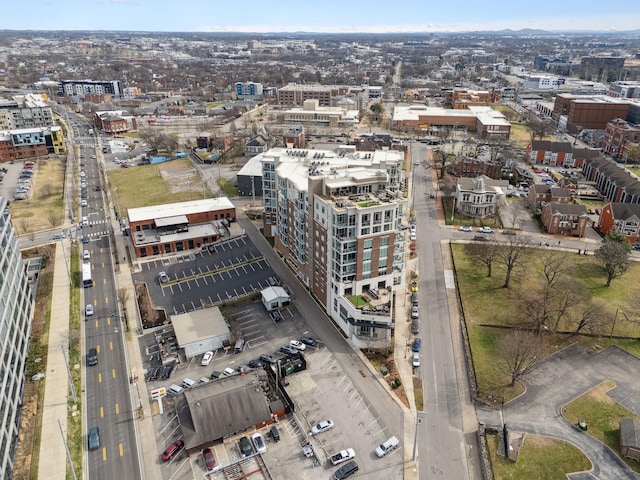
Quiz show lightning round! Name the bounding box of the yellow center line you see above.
[107,318,111,326]
[95,319,99,328]
[102,448,107,461]
[105,296,109,303]
[112,369,116,379]
[96,345,100,353]
[98,373,102,383]
[115,403,119,414]
[109,341,113,350]
[100,406,104,418]
[104,278,107,285]
[119,443,124,457]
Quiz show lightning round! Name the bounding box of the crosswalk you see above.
[77,218,110,239]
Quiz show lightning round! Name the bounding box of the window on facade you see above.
[364,239,373,249]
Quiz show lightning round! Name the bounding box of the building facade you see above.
[600,118,640,159]
[127,198,236,259]
[0,197,35,478]
[0,126,65,163]
[235,82,263,97]
[455,176,508,217]
[59,80,122,97]
[260,147,407,347]
[598,202,640,243]
[583,156,640,204]
[282,99,359,128]
[540,202,589,237]
[277,84,332,106]
[0,94,54,130]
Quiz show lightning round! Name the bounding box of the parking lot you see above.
[138,235,279,315]
[142,295,403,480]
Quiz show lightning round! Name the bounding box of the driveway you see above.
[477,344,640,479]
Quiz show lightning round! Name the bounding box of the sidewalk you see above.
[38,239,71,480]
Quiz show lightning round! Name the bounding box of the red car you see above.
[203,448,216,470]
[410,240,417,251]
[162,439,184,462]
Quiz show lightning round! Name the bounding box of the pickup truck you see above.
[330,448,355,466]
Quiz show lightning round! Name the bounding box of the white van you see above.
[167,384,185,397]
[375,436,399,457]
[181,378,197,389]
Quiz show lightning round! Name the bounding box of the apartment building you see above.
[0,126,65,163]
[0,94,54,130]
[59,79,122,97]
[0,198,35,477]
[235,81,263,98]
[599,202,640,243]
[601,118,640,159]
[277,84,332,106]
[260,147,407,347]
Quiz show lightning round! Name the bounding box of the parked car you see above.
[412,352,421,368]
[88,426,100,451]
[478,227,494,234]
[251,432,267,453]
[202,448,216,470]
[162,439,184,461]
[201,351,214,366]
[259,354,277,364]
[238,436,253,457]
[502,230,517,236]
[289,340,306,351]
[412,338,422,352]
[158,271,170,283]
[85,304,94,316]
[300,336,318,347]
[279,345,298,356]
[311,419,334,435]
[330,448,356,466]
[411,292,419,304]
[459,225,472,232]
[411,306,419,319]
[411,319,420,335]
[473,234,489,241]
[81,199,88,207]
[333,460,359,479]
[410,281,419,293]
[248,359,264,368]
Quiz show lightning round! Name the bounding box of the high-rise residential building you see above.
[0,94,54,130]
[59,80,122,97]
[0,197,35,477]
[260,147,407,347]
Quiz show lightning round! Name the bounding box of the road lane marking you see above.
[95,319,99,328]
[98,373,102,383]
[96,345,100,353]
[112,369,116,379]
[102,448,106,461]
[109,341,113,350]
[107,317,111,326]
[115,403,119,414]
[119,443,124,456]
[105,295,109,303]
[100,406,104,418]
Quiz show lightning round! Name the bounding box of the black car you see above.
[238,436,253,457]
[82,235,90,244]
[259,354,277,364]
[248,359,264,368]
[411,319,420,335]
[300,336,318,347]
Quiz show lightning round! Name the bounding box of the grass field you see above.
[452,243,640,400]
[8,158,66,232]
[562,381,640,473]
[487,433,592,480]
[107,158,212,210]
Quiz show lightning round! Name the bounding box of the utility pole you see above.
[61,344,77,404]
[58,419,77,480]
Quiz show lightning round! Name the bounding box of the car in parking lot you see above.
[478,227,494,234]
[289,340,306,351]
[259,354,277,364]
[238,436,253,457]
[201,351,214,366]
[248,359,264,368]
[158,271,170,283]
[412,352,420,367]
[412,338,421,352]
[333,460,359,479]
[311,419,334,435]
[459,225,472,232]
[279,345,298,356]
[251,432,267,453]
[162,439,184,461]
[85,304,94,316]
[300,336,318,347]
[411,306,419,319]
[202,447,216,470]
[330,448,355,465]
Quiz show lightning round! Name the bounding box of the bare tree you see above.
[48,213,60,228]
[19,218,30,235]
[498,329,545,386]
[464,241,499,277]
[118,287,130,308]
[595,232,632,287]
[495,235,531,288]
[570,301,609,335]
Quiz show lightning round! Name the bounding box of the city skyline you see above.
[4,0,640,33]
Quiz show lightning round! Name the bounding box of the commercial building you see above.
[0,197,35,477]
[0,94,54,130]
[127,198,236,259]
[444,88,491,109]
[283,99,359,128]
[552,94,630,133]
[522,75,566,90]
[170,307,231,359]
[0,126,65,163]
[277,83,332,106]
[260,146,407,347]
[94,110,138,134]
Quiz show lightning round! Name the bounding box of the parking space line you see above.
[181,304,187,313]
[201,277,209,286]
[191,301,197,311]
[248,338,267,348]
[217,293,222,303]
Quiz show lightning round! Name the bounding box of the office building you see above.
[235,82,263,98]
[260,147,407,347]
[0,197,35,477]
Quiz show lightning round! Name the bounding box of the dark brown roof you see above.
[547,202,588,215]
[610,202,640,221]
[585,157,640,198]
[531,140,573,153]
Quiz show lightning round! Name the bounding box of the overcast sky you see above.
[5,0,640,32]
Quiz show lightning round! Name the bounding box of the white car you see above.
[412,352,420,368]
[411,306,419,319]
[330,448,355,465]
[85,304,94,316]
[158,271,170,283]
[83,250,90,261]
[201,351,214,366]
[310,419,334,435]
[81,199,88,207]
[478,227,494,234]
[459,225,472,232]
[289,340,306,351]
[251,432,267,454]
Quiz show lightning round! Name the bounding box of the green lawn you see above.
[452,243,640,400]
[562,381,640,473]
[487,434,592,480]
